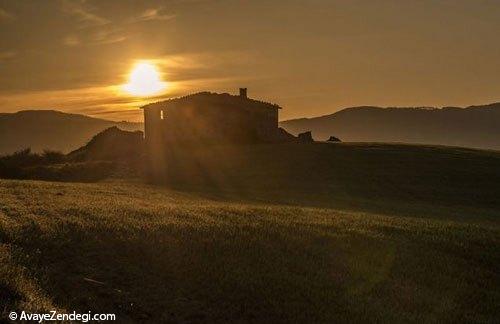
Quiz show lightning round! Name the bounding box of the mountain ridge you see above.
[280,102,500,150]
[287,102,500,121]
[0,109,143,154]
[2,102,500,154]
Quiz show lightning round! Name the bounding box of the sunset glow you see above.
[123,62,167,97]
[1,1,500,122]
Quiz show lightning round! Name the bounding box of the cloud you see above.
[0,8,14,21]
[62,28,126,47]
[0,51,17,62]
[153,50,260,79]
[0,85,144,122]
[91,28,126,45]
[60,0,109,28]
[60,1,126,46]
[133,7,176,22]
[63,35,80,47]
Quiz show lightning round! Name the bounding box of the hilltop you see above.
[68,126,144,162]
[280,103,500,150]
[149,142,500,218]
[0,110,142,155]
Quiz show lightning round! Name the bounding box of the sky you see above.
[0,0,499,122]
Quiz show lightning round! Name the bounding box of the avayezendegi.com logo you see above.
[8,310,116,322]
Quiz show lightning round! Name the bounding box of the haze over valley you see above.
[0,110,141,154]
[281,102,500,150]
[2,101,499,155]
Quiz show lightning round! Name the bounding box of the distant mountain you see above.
[280,103,500,150]
[0,110,143,154]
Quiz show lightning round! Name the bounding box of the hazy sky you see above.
[1,0,499,122]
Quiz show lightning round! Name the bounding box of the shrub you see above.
[0,148,44,167]
[0,148,113,182]
[25,162,116,182]
[42,150,66,164]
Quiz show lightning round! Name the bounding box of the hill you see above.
[0,110,143,155]
[280,103,500,150]
[0,127,144,182]
[1,143,499,322]
[68,126,144,162]
[152,142,500,218]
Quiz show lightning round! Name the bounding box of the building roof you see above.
[141,91,281,111]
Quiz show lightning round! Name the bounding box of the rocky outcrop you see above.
[276,127,297,142]
[298,131,314,142]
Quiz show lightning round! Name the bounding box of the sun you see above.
[123,61,167,96]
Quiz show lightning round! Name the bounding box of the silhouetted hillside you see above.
[68,127,144,162]
[0,110,143,154]
[280,103,500,150]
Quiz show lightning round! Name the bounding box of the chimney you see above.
[239,88,247,98]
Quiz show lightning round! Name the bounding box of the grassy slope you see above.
[1,143,499,323]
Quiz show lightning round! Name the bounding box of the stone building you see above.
[141,89,282,147]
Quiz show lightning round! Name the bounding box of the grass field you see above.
[1,143,499,323]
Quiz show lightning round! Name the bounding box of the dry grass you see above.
[0,179,498,323]
[1,143,499,323]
